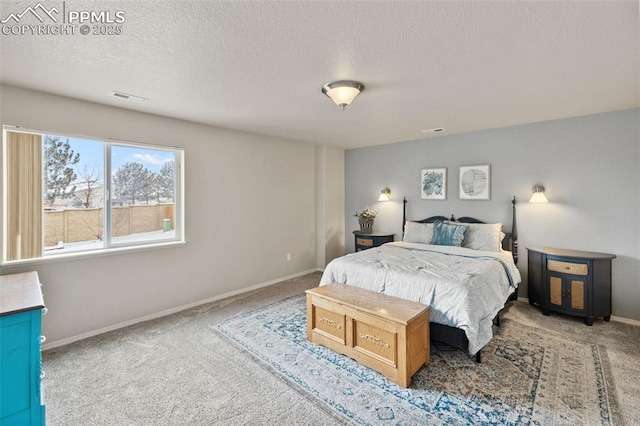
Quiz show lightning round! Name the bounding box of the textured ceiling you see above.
[1,1,638,148]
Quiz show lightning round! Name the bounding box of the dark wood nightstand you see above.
[527,246,615,325]
[353,231,394,251]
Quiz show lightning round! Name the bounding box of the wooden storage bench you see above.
[305,283,430,387]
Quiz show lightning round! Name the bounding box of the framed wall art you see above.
[459,164,490,200]
[421,168,447,200]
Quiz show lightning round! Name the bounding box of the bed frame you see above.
[402,196,519,363]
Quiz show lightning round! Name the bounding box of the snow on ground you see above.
[44,229,176,255]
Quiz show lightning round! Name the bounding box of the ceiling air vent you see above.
[111,91,148,103]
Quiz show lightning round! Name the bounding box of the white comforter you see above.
[319,242,522,355]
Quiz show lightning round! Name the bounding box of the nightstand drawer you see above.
[356,238,373,247]
[547,260,588,275]
[353,231,394,251]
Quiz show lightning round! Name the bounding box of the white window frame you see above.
[2,125,186,266]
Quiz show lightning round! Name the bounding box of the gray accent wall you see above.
[346,109,640,321]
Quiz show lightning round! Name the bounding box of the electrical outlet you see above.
[286,253,292,262]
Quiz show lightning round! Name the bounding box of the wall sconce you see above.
[378,188,391,201]
[322,80,365,110]
[529,185,548,203]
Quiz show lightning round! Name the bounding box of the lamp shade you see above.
[378,188,391,201]
[529,186,548,203]
[322,80,364,110]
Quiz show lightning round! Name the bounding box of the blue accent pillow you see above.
[430,222,468,246]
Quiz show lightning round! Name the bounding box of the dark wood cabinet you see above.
[527,247,615,325]
[353,231,394,251]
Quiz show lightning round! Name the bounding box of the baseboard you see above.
[610,315,640,327]
[515,296,639,327]
[42,268,322,351]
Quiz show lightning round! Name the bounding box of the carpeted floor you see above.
[43,272,640,425]
[214,294,620,424]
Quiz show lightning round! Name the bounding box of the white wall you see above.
[315,145,346,268]
[345,109,640,321]
[324,146,346,264]
[0,85,336,345]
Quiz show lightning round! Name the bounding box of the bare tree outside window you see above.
[76,162,103,208]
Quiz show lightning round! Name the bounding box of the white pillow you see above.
[446,221,503,252]
[403,221,434,244]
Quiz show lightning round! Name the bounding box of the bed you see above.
[319,197,521,362]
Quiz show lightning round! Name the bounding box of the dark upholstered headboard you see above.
[402,197,518,264]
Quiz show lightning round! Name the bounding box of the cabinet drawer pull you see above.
[42,307,48,315]
[40,335,46,344]
[40,370,46,380]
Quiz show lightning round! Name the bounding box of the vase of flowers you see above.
[354,207,377,233]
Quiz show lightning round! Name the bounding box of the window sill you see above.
[0,240,187,270]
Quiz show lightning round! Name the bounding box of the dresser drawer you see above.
[547,259,588,275]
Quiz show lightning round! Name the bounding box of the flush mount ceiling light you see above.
[322,80,364,110]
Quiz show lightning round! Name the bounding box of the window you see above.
[3,127,184,263]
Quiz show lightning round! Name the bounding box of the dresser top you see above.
[0,271,44,316]
[527,246,616,260]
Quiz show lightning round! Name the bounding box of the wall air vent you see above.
[111,91,148,103]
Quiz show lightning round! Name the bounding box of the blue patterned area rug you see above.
[212,295,620,425]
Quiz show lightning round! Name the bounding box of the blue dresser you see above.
[1,271,46,425]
